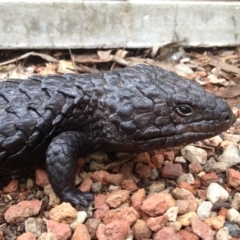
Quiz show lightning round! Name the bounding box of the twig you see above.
[0,52,59,67]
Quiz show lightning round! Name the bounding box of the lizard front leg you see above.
[46,131,94,207]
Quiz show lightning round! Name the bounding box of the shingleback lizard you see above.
[0,64,236,207]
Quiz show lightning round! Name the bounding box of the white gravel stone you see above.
[223,134,240,143]
[70,211,88,230]
[227,208,240,224]
[231,193,240,210]
[181,146,207,165]
[165,206,178,222]
[167,221,182,231]
[108,185,121,191]
[215,227,230,240]
[206,182,229,203]
[38,233,58,240]
[174,156,187,163]
[218,144,240,167]
[177,173,195,184]
[196,201,213,220]
[208,135,223,146]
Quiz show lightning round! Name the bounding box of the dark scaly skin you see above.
[0,64,236,207]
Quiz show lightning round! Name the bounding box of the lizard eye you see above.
[175,105,193,117]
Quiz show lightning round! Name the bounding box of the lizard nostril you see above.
[224,115,230,122]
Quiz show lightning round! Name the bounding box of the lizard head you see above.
[98,65,236,152]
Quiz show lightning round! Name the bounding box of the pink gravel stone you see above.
[141,193,169,216]
[96,220,130,240]
[47,220,71,240]
[4,200,42,223]
[154,227,183,240]
[189,163,203,174]
[72,223,91,240]
[146,215,168,232]
[79,177,93,192]
[150,154,164,169]
[35,169,49,188]
[48,202,77,224]
[190,216,215,240]
[103,207,139,225]
[135,164,151,178]
[133,219,152,240]
[161,163,183,179]
[131,188,146,211]
[94,194,110,220]
[133,152,151,163]
[227,168,240,190]
[178,229,199,240]
[163,151,175,161]
[121,179,138,192]
[201,173,219,186]
[106,190,130,208]
[3,179,18,193]
[17,232,36,240]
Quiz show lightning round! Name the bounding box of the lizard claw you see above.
[60,188,94,208]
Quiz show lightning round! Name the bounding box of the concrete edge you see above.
[0,1,239,49]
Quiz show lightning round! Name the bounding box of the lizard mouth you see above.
[135,124,235,151]
[137,131,217,143]
[137,110,236,145]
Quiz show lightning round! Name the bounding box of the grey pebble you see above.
[177,173,194,184]
[89,161,105,171]
[26,179,34,189]
[149,168,159,180]
[148,181,166,193]
[91,182,102,193]
[203,157,227,173]
[25,217,43,238]
[89,152,107,162]
[224,221,240,238]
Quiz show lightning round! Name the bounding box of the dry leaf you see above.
[113,57,129,66]
[76,65,99,74]
[215,81,240,98]
[97,50,113,61]
[147,60,174,71]
[72,54,99,63]
[174,63,194,76]
[57,60,76,74]
[151,45,160,58]
[115,49,129,59]
[36,63,58,75]
[31,52,59,63]
[125,57,147,66]
[208,74,229,86]
[208,58,240,75]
